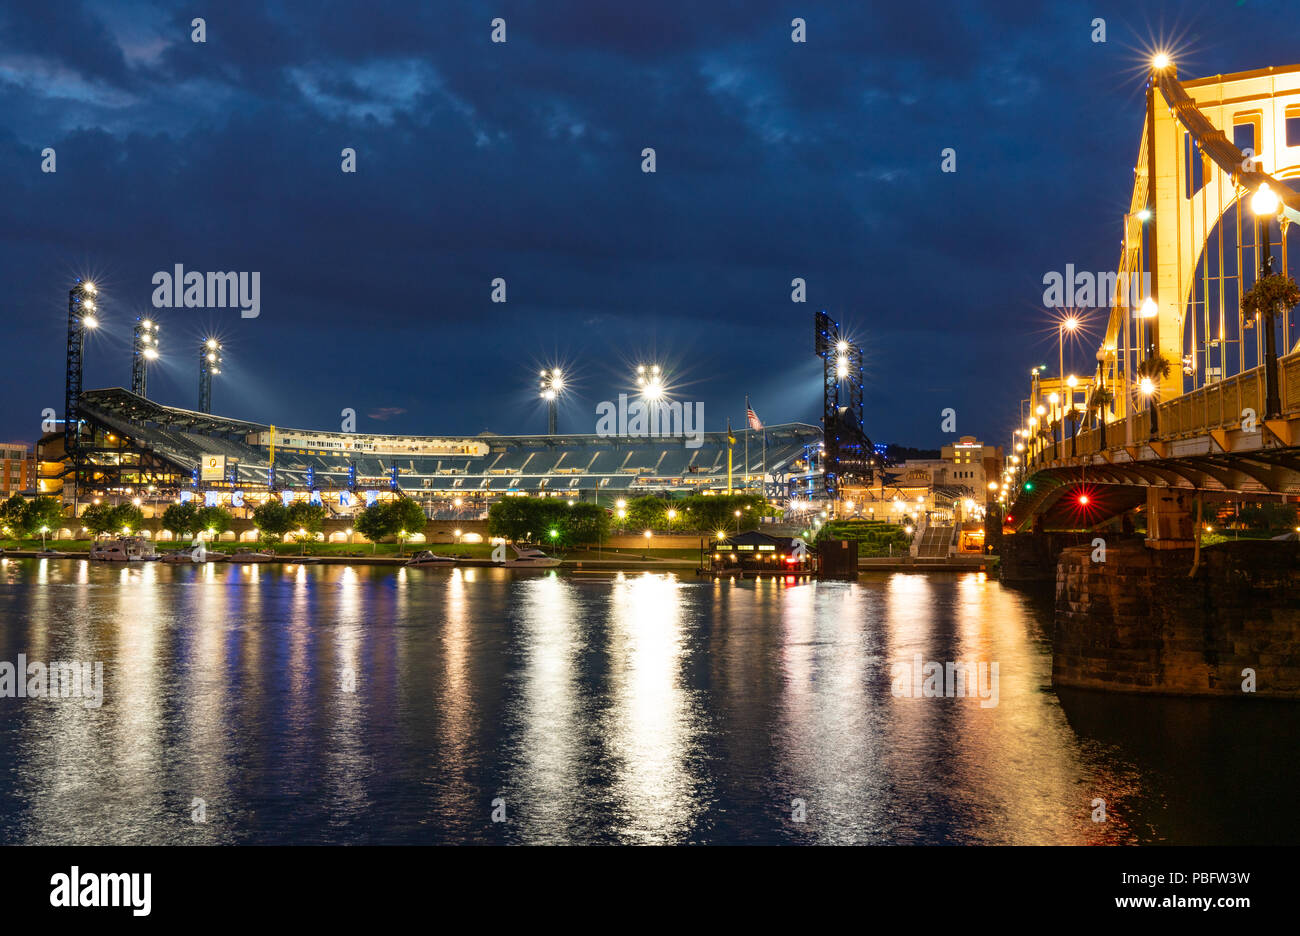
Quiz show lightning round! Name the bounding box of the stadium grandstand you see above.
[39,388,823,519]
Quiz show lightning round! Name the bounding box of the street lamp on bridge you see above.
[1251,182,1283,417]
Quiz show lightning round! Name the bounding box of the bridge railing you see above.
[1044,353,1300,464]
[1046,356,1300,460]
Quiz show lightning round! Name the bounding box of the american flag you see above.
[746,404,762,430]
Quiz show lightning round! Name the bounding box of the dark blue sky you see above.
[2,0,1295,447]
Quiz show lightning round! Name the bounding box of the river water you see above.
[0,558,1295,845]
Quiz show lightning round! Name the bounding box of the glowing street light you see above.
[1251,182,1285,416]
[1251,182,1280,218]
[1151,52,1170,70]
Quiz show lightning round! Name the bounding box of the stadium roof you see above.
[76,388,823,495]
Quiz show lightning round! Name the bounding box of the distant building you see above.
[0,443,37,497]
[840,436,1004,525]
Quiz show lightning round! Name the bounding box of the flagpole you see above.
[744,396,750,491]
[726,418,735,495]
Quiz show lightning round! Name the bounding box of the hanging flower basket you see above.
[1242,273,1300,320]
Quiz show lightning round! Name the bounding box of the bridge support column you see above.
[1144,487,1195,549]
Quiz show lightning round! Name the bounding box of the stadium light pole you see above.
[65,279,98,514]
[199,338,222,414]
[131,317,160,398]
[636,364,665,430]
[539,368,564,434]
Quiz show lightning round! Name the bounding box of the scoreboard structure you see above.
[814,310,874,503]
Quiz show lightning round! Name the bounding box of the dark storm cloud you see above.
[1,0,1296,447]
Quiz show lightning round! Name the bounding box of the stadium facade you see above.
[39,388,823,518]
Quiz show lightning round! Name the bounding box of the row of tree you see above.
[80,502,146,536]
[488,494,770,545]
[0,494,65,541]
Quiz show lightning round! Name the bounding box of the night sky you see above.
[2,1,1296,448]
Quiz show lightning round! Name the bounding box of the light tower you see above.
[64,279,99,510]
[539,368,564,434]
[131,317,160,398]
[199,338,222,413]
[635,364,665,431]
[814,310,873,509]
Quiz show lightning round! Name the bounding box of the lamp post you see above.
[1252,183,1283,417]
[1139,297,1159,435]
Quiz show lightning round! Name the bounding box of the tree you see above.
[287,501,327,554]
[252,500,292,547]
[195,505,233,539]
[23,497,65,543]
[161,502,200,540]
[562,502,609,546]
[626,496,666,532]
[107,503,145,535]
[680,493,766,533]
[390,498,428,555]
[354,501,396,553]
[1,493,28,538]
[81,503,117,538]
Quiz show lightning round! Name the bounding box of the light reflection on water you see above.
[0,558,1296,845]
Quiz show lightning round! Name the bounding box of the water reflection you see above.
[0,560,1294,844]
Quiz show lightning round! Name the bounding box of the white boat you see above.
[160,547,227,563]
[89,537,158,562]
[229,549,276,563]
[405,550,458,566]
[497,545,561,568]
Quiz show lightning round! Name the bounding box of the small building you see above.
[710,529,808,574]
[1,442,38,497]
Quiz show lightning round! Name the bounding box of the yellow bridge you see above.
[1007,58,1300,542]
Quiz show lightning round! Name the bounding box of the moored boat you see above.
[229,549,276,563]
[405,550,457,566]
[89,536,158,562]
[497,545,561,568]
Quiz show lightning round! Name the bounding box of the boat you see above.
[229,549,276,563]
[89,536,158,562]
[405,550,458,566]
[36,549,64,558]
[497,545,561,568]
[160,547,227,563]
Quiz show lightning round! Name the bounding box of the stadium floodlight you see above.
[199,338,223,413]
[539,368,565,434]
[132,317,160,398]
[635,364,665,402]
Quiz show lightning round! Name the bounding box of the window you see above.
[1233,113,1260,160]
[1288,105,1300,148]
